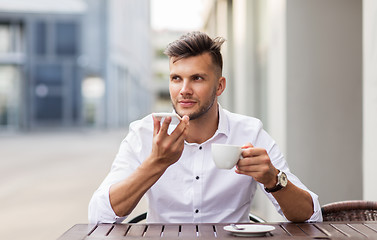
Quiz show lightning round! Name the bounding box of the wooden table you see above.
[58,222,377,239]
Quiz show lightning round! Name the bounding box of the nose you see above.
[179,79,193,96]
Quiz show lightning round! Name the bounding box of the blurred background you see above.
[0,0,376,239]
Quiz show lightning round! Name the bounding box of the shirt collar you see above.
[172,103,230,139]
[216,103,230,137]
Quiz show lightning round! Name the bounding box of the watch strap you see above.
[264,184,283,193]
[264,170,286,193]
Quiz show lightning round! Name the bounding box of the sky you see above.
[0,0,86,13]
[150,0,204,31]
[0,0,204,30]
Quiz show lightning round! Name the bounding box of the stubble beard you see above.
[172,87,217,121]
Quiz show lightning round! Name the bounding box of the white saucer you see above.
[223,224,275,237]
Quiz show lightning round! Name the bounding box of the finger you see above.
[175,121,189,143]
[236,163,266,178]
[235,168,248,175]
[169,116,189,146]
[175,115,190,130]
[236,161,260,172]
[235,168,258,176]
[241,142,253,158]
[242,147,267,159]
[159,116,172,134]
[237,154,269,167]
[242,142,254,149]
[237,157,255,167]
[152,115,161,136]
[170,115,189,139]
[181,115,190,124]
[173,125,189,153]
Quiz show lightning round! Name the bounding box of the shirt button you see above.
[199,146,202,150]
[195,209,199,213]
[196,176,199,180]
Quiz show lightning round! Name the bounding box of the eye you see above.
[170,75,181,81]
[193,75,203,81]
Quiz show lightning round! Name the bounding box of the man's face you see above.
[169,52,225,120]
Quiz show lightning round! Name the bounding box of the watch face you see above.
[279,172,288,187]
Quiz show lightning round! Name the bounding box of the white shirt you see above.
[88,105,323,223]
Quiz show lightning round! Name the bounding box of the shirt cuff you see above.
[88,184,127,224]
[306,191,323,222]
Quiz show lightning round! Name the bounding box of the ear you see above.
[216,77,226,96]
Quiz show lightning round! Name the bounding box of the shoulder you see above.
[125,114,154,145]
[129,114,154,133]
[223,108,263,130]
[121,114,153,153]
[222,108,278,153]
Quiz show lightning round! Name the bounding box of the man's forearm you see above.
[109,115,189,217]
[272,181,314,222]
[109,159,167,217]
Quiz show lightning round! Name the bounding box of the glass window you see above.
[55,22,77,56]
[34,21,47,55]
[35,64,62,85]
[0,65,21,126]
[0,22,24,55]
[0,23,11,53]
[35,96,62,120]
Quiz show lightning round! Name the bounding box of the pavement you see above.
[0,129,147,240]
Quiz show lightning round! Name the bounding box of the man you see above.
[89,31,322,223]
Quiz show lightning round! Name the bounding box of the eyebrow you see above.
[192,73,208,78]
[170,73,209,78]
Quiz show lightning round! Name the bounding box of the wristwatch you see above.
[264,170,288,193]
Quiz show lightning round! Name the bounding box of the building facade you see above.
[0,0,152,131]
[203,0,364,221]
[0,6,84,130]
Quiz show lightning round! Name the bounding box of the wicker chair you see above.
[321,200,377,221]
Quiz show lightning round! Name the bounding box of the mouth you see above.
[178,99,196,108]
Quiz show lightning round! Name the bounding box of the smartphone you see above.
[152,112,181,125]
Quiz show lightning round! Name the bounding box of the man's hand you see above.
[109,115,189,217]
[235,142,278,188]
[235,143,314,222]
[150,115,190,169]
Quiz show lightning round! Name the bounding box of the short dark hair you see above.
[164,31,225,73]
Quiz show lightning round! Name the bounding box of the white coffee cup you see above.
[211,143,244,169]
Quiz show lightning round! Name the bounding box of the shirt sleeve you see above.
[88,120,148,224]
[258,180,323,222]
[255,129,323,222]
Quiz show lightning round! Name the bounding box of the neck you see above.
[185,103,219,144]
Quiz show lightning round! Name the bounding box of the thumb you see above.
[152,115,161,136]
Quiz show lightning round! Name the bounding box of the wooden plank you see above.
[57,224,95,240]
[280,223,307,236]
[349,223,377,238]
[161,224,179,238]
[144,224,163,237]
[330,223,363,238]
[297,223,328,237]
[107,224,130,236]
[88,224,113,236]
[269,224,291,237]
[179,224,197,237]
[365,222,377,232]
[125,224,146,237]
[213,224,236,238]
[314,223,347,238]
[198,224,216,238]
